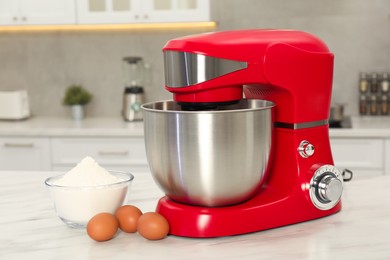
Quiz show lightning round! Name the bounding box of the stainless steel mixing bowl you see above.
[141,99,275,207]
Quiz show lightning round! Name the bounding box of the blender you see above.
[122,57,145,121]
[141,29,344,237]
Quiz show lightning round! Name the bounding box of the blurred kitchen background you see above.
[0,0,389,118]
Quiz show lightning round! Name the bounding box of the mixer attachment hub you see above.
[177,101,240,111]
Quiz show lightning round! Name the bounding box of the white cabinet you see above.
[0,0,76,25]
[0,137,51,170]
[330,138,385,178]
[76,0,140,24]
[0,0,210,26]
[0,1,18,25]
[144,0,210,22]
[76,0,210,24]
[51,137,149,173]
[0,136,148,172]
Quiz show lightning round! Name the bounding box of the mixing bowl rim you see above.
[44,171,134,190]
[141,99,275,114]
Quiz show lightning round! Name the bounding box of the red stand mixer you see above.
[142,29,343,238]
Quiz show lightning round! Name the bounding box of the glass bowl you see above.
[45,171,134,228]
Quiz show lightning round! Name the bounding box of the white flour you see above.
[49,156,130,226]
[54,156,121,186]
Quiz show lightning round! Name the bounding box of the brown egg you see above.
[115,205,143,233]
[137,212,169,240]
[87,212,119,242]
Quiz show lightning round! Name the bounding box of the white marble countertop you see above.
[0,116,144,137]
[1,170,389,259]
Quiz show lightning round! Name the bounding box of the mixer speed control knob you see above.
[310,165,343,210]
[317,174,343,202]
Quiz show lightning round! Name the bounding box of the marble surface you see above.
[1,170,389,259]
[0,116,144,137]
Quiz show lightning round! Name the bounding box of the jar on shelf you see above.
[370,94,378,115]
[359,95,368,115]
[359,72,369,93]
[380,94,389,115]
[370,72,379,93]
[380,72,390,93]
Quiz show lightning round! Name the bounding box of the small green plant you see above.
[63,85,92,106]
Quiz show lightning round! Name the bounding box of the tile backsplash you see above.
[1,0,389,118]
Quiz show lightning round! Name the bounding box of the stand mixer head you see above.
[163,29,333,124]
[142,29,343,237]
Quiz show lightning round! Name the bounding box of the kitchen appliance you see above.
[142,29,344,238]
[122,57,145,121]
[123,86,144,121]
[329,103,350,128]
[0,90,30,120]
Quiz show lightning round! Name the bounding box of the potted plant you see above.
[63,85,93,120]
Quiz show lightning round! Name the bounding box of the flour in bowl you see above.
[54,156,122,186]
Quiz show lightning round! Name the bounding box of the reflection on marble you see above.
[1,170,389,259]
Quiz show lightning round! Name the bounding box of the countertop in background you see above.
[0,170,389,259]
[0,116,144,137]
[1,116,390,138]
[330,116,390,138]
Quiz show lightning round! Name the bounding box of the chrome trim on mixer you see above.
[298,140,315,158]
[164,51,248,87]
[274,120,329,130]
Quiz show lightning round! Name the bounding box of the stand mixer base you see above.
[156,193,341,238]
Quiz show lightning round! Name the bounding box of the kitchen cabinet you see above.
[330,138,385,178]
[76,0,139,24]
[76,0,210,24]
[0,136,148,173]
[144,0,210,22]
[0,137,51,170]
[0,0,76,25]
[0,0,210,27]
[0,117,147,172]
[51,137,149,172]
